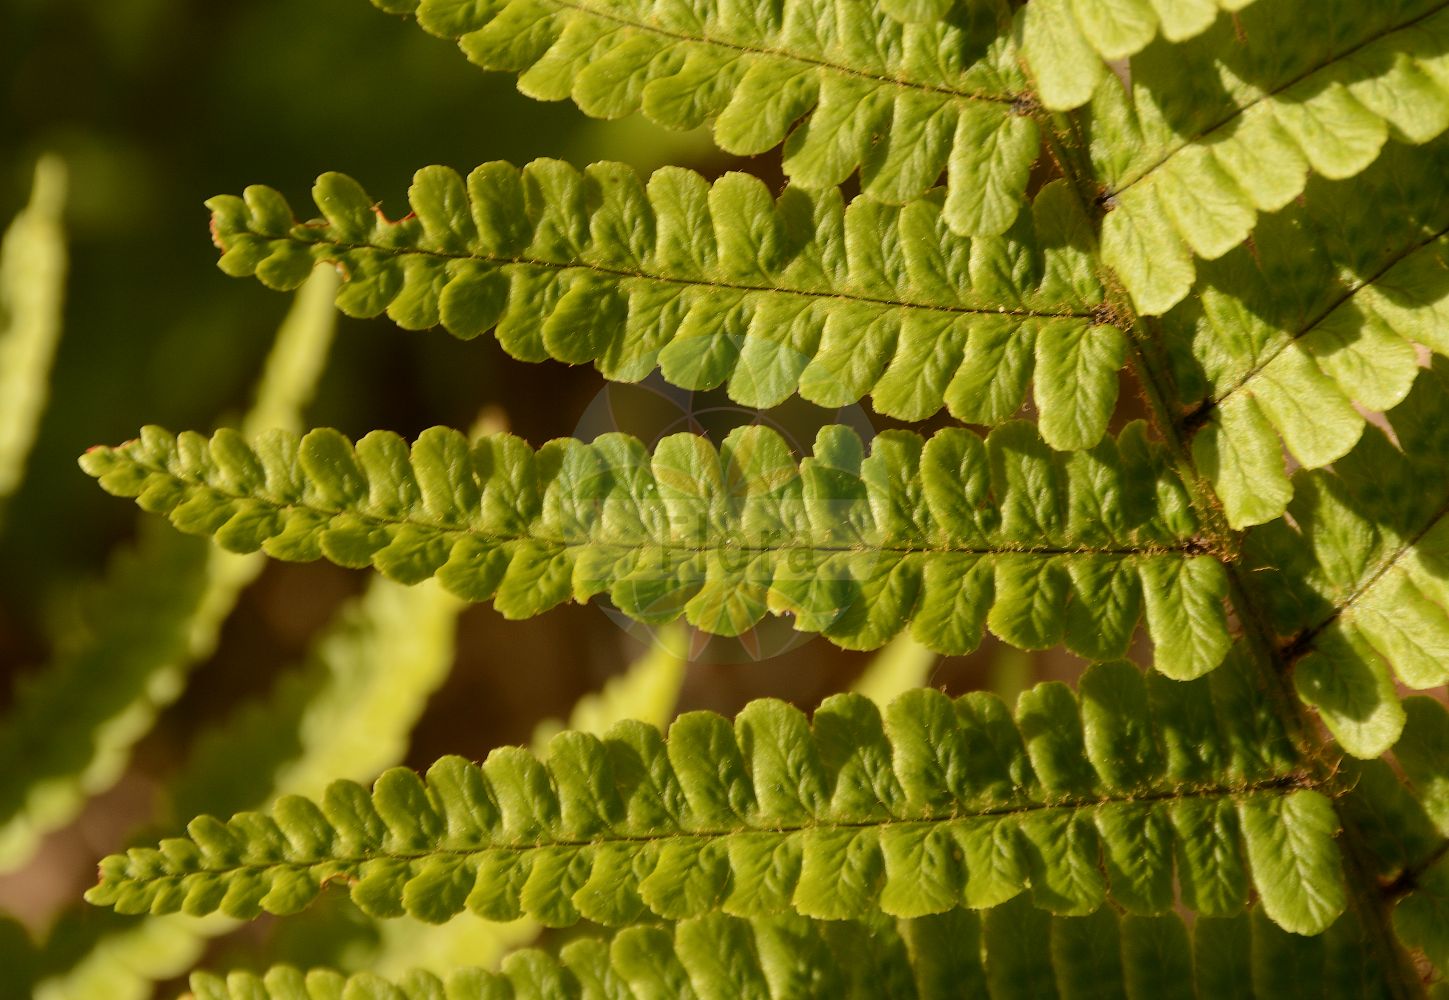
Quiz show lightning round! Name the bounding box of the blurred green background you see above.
[0,0,1062,949]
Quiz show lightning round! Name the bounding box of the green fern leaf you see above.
[33,621,677,1000]
[0,155,67,502]
[60,2,1449,988]
[208,164,1122,446]
[1021,0,1256,111]
[349,626,685,979]
[185,903,1397,1000]
[1091,1,1449,313]
[368,0,1040,235]
[79,421,1231,674]
[1240,361,1449,756]
[1169,139,1449,527]
[86,666,1343,934]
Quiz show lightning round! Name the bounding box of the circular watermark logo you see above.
[573,372,877,665]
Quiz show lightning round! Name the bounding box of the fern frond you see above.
[0,268,338,873]
[367,0,1040,236]
[1021,0,1256,111]
[209,164,1122,447]
[86,664,1345,935]
[1240,361,1449,756]
[359,625,685,978]
[0,155,67,501]
[1169,139,1449,527]
[185,903,1396,1000]
[79,422,1232,676]
[1092,2,1449,313]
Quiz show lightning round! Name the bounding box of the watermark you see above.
[573,372,877,665]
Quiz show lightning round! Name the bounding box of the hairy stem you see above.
[1046,114,1428,995]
